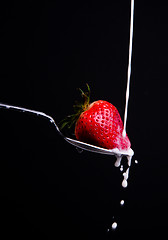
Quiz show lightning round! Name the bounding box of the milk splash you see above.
[111,147,134,188]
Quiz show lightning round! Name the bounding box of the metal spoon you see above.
[0,103,133,157]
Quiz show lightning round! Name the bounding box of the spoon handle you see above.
[0,102,63,137]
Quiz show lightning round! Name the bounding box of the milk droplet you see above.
[114,155,122,167]
[135,159,138,164]
[120,200,125,206]
[120,165,123,172]
[112,222,117,230]
[122,179,128,188]
[122,168,130,188]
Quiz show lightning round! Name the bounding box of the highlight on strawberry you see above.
[60,84,131,151]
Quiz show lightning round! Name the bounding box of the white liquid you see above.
[114,0,135,188]
[110,0,135,187]
[112,148,134,188]
[123,0,134,137]
[120,165,123,172]
[112,222,117,230]
[120,200,124,206]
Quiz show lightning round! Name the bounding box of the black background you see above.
[0,0,168,239]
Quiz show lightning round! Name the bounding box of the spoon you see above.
[0,103,133,157]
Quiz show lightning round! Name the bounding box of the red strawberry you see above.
[75,100,131,150]
[60,85,131,151]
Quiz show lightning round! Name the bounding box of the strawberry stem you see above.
[77,83,90,111]
[59,83,91,131]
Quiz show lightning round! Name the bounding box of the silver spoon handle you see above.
[0,102,63,137]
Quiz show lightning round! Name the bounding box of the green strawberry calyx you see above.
[59,84,91,131]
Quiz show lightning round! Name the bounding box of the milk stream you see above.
[123,0,134,138]
[113,0,135,188]
[109,0,135,230]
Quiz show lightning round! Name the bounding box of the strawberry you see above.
[60,84,131,151]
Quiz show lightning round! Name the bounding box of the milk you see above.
[120,200,125,206]
[112,148,134,188]
[123,0,134,138]
[112,222,117,230]
[110,0,135,229]
[117,0,135,188]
